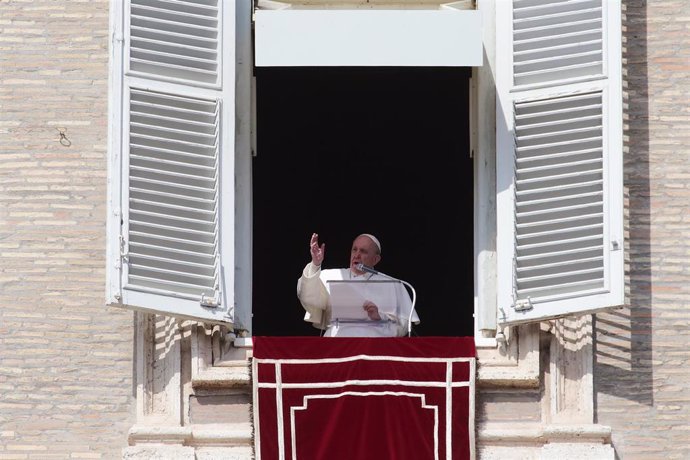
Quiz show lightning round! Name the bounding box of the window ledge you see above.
[478,423,612,444]
[476,369,539,388]
[191,364,250,390]
[475,323,540,387]
[128,423,252,446]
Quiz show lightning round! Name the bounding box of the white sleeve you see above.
[296,263,329,326]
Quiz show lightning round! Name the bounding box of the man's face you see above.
[350,236,381,273]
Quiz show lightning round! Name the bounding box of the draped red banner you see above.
[253,337,476,460]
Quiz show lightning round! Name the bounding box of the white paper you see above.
[327,280,399,321]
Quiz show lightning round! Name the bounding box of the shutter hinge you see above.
[611,240,621,251]
[513,297,533,312]
[117,235,128,268]
[201,293,220,308]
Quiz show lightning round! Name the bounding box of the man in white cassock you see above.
[297,232,420,337]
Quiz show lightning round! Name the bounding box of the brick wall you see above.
[595,1,690,458]
[0,1,134,459]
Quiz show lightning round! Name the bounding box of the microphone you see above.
[355,263,379,275]
[354,263,418,337]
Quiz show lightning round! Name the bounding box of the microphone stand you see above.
[355,264,417,337]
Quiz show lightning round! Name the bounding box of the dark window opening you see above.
[252,67,474,337]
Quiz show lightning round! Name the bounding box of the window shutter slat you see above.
[129,265,215,285]
[129,220,216,242]
[517,201,603,220]
[517,221,603,240]
[130,178,216,199]
[131,208,215,230]
[130,156,217,175]
[512,1,603,87]
[130,197,215,216]
[131,143,216,160]
[127,276,213,298]
[496,0,623,325]
[129,0,221,87]
[130,189,215,209]
[518,254,603,271]
[517,243,604,262]
[515,180,603,201]
[130,165,217,187]
[129,231,215,253]
[513,92,607,302]
[517,279,604,298]
[129,241,215,262]
[130,256,216,276]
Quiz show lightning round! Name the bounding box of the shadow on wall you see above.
[593,3,653,409]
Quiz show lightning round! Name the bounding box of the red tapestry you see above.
[253,337,476,460]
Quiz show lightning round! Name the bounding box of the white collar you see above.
[349,269,374,280]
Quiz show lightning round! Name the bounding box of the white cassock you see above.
[296,262,420,337]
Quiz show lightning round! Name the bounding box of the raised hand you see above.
[309,233,325,267]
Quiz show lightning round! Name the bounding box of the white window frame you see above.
[107,0,622,369]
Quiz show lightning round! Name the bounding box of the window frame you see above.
[108,1,622,371]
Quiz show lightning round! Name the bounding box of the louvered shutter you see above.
[496,0,623,325]
[108,0,242,325]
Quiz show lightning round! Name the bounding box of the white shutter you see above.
[512,0,605,87]
[126,89,220,299]
[108,0,243,325]
[496,0,623,325]
[128,0,221,87]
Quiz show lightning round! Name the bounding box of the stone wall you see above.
[594,1,690,458]
[0,1,134,458]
